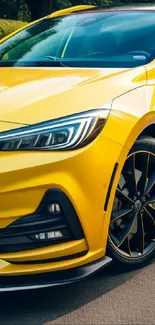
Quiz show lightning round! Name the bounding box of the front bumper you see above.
[0,256,112,292]
[0,130,127,283]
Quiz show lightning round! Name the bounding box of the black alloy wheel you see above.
[108,137,155,269]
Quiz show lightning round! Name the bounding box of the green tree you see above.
[0,0,31,21]
[1,0,155,22]
[24,0,72,21]
[26,0,155,21]
[24,0,120,20]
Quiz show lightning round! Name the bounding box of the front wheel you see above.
[108,137,155,269]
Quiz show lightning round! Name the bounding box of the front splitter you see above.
[0,256,112,292]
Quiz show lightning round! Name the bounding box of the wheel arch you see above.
[137,123,155,140]
[123,112,155,151]
[104,112,155,237]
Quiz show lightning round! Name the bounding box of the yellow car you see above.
[0,4,155,291]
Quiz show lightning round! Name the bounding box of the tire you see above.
[108,136,155,270]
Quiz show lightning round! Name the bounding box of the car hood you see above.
[0,66,146,126]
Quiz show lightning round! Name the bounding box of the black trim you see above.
[7,250,88,265]
[0,256,112,292]
[104,163,118,211]
[0,189,85,253]
[43,190,84,240]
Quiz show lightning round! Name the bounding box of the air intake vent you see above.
[0,189,84,253]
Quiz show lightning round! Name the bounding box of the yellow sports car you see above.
[0,4,155,291]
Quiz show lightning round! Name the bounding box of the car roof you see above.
[96,5,155,11]
[48,4,155,19]
[97,4,155,11]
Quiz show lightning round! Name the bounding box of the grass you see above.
[0,19,27,40]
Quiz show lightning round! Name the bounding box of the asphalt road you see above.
[0,259,154,325]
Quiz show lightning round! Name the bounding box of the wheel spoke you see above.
[144,206,155,225]
[123,154,137,199]
[116,188,133,205]
[111,208,132,224]
[145,196,155,206]
[144,171,155,196]
[137,153,150,195]
[109,232,121,247]
[117,212,137,247]
[131,214,144,254]
[128,237,133,257]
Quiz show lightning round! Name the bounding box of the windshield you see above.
[0,10,155,68]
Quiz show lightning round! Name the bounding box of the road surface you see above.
[0,259,154,325]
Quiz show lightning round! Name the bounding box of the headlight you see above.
[0,109,110,151]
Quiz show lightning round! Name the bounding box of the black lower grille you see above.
[0,189,84,253]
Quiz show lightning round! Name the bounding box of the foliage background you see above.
[1,0,155,21]
[0,0,155,39]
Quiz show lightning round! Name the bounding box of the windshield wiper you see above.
[35,56,68,67]
[43,56,57,61]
